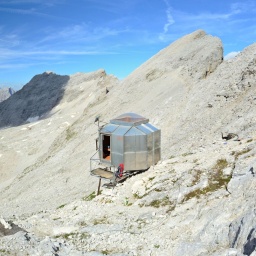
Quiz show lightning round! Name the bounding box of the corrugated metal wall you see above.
[99,120,161,171]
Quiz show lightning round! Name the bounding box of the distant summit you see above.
[0,69,117,128]
[0,87,15,103]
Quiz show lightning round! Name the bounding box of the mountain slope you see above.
[0,30,256,256]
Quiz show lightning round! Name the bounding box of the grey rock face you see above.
[0,87,15,103]
[0,218,25,237]
[0,72,69,128]
[0,69,112,128]
[228,211,256,256]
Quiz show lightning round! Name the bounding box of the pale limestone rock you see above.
[223,167,233,176]
[0,218,11,229]
[131,180,146,197]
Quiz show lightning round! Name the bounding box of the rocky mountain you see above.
[0,87,15,103]
[0,30,255,256]
[0,70,117,128]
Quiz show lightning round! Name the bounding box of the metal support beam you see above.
[97,178,102,195]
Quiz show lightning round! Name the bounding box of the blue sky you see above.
[0,0,256,90]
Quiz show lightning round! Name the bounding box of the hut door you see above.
[102,134,111,161]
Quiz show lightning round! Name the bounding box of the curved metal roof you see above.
[110,112,149,126]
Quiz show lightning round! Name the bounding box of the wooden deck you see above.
[91,168,114,179]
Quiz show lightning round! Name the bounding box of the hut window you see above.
[102,135,111,161]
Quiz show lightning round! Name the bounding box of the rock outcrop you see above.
[0,87,15,103]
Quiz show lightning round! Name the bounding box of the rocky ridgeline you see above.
[0,30,256,255]
[0,69,117,128]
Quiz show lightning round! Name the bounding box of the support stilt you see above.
[97,178,102,195]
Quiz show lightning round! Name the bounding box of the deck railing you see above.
[90,150,101,173]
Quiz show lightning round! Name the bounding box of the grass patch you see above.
[55,232,90,240]
[133,193,143,200]
[80,232,90,239]
[184,188,206,201]
[93,216,109,225]
[123,197,132,206]
[183,158,232,202]
[63,232,76,239]
[100,198,113,204]
[101,249,116,255]
[214,159,228,170]
[136,219,147,229]
[66,126,77,141]
[83,191,96,201]
[190,169,202,186]
[148,176,155,182]
[149,196,169,208]
[145,69,162,81]
[232,148,252,159]
[166,204,176,213]
[182,152,193,157]
[79,221,87,226]
[57,204,66,209]
[0,249,11,254]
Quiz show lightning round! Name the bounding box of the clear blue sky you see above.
[0,0,255,90]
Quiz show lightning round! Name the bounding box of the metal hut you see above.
[97,112,161,172]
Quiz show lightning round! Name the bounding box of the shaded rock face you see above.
[229,212,256,256]
[0,72,69,128]
[0,220,25,237]
[0,87,15,103]
[0,69,113,128]
[243,228,256,256]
